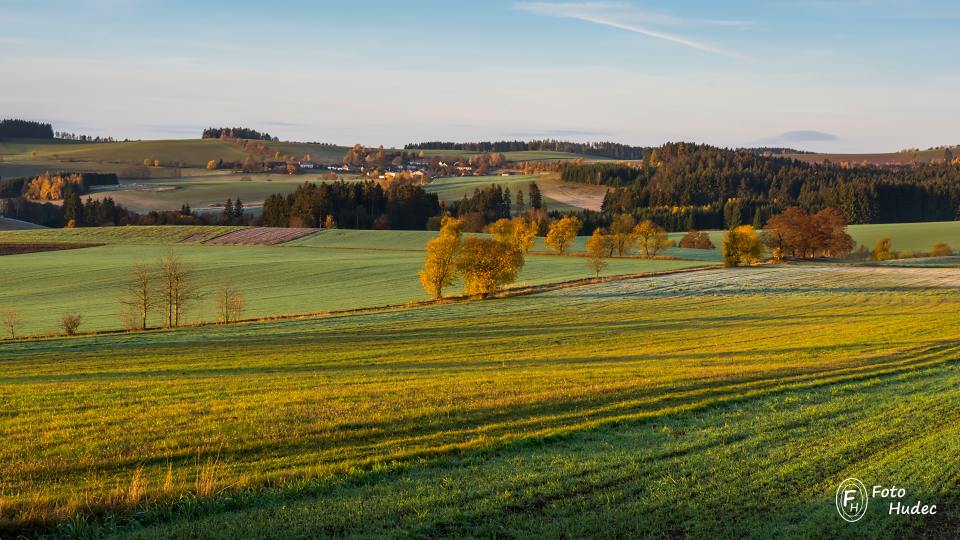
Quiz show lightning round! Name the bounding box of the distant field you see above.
[2,264,958,537]
[0,217,46,231]
[87,172,348,212]
[425,174,605,212]
[0,227,707,335]
[846,221,960,253]
[261,141,350,163]
[785,147,952,165]
[0,225,241,245]
[0,139,249,168]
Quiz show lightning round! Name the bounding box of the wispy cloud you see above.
[514,2,748,58]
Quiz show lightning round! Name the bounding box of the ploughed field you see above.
[2,264,959,538]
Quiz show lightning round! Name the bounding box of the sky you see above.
[1,0,958,152]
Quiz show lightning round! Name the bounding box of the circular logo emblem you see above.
[836,478,869,522]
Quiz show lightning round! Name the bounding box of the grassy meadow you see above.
[2,264,959,537]
[87,172,352,213]
[0,227,709,335]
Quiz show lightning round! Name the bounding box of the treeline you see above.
[0,119,53,139]
[260,181,441,230]
[558,142,960,228]
[405,140,646,160]
[448,182,548,232]
[1,192,129,228]
[62,192,127,227]
[201,127,277,141]
[54,131,116,143]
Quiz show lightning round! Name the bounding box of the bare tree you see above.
[61,313,83,336]
[214,283,246,324]
[158,253,198,327]
[119,263,156,330]
[3,309,24,339]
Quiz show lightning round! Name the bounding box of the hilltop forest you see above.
[405,140,645,160]
[560,143,960,230]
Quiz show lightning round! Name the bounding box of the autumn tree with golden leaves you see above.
[723,225,763,267]
[419,217,464,299]
[455,237,524,297]
[586,228,609,277]
[545,216,582,255]
[486,217,538,254]
[633,220,670,257]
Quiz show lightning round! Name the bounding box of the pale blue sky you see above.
[2,0,958,151]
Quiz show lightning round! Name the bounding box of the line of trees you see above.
[581,219,672,275]
[762,207,854,260]
[405,140,646,160]
[260,181,440,230]
[720,206,855,266]
[419,216,527,298]
[0,119,53,139]
[119,254,246,331]
[201,127,277,141]
[54,131,116,142]
[3,256,247,339]
[449,182,548,232]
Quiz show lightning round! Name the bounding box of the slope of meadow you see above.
[0,228,706,335]
[1,264,958,537]
[785,148,952,166]
[0,139,249,167]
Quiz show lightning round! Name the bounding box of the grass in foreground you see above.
[1,265,959,538]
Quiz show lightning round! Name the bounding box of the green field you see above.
[87,172,351,213]
[2,264,958,537]
[0,139,249,171]
[0,227,708,335]
[787,147,953,166]
[845,221,960,253]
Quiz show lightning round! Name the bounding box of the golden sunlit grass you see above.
[1,264,959,537]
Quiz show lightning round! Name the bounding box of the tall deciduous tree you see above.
[633,220,669,257]
[158,253,197,327]
[610,214,636,256]
[2,309,24,339]
[763,206,853,259]
[419,217,463,299]
[455,237,524,297]
[487,217,537,254]
[545,216,582,255]
[723,225,763,267]
[586,228,609,277]
[119,263,155,330]
[214,283,246,323]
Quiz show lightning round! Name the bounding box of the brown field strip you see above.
[203,227,320,245]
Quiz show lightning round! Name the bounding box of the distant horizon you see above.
[12,124,954,156]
